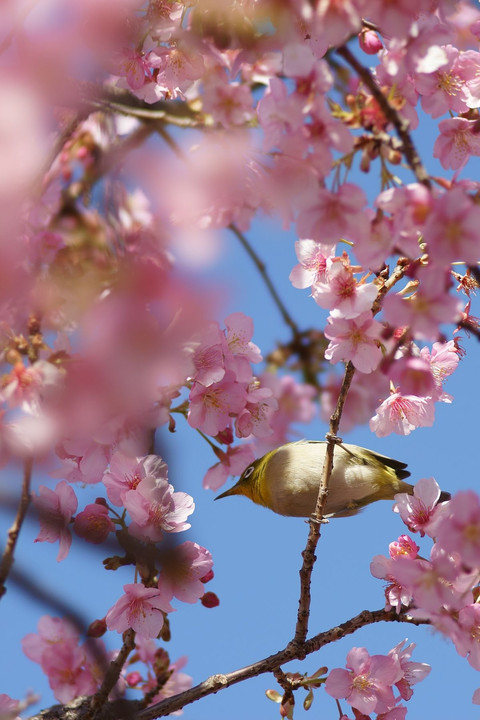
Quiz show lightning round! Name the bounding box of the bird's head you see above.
[214,450,276,507]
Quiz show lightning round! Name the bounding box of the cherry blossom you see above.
[0,695,21,720]
[203,77,254,128]
[375,183,433,260]
[188,372,247,436]
[420,339,460,400]
[73,503,115,544]
[235,383,277,439]
[382,269,461,341]
[22,616,100,703]
[414,44,479,117]
[103,453,169,507]
[359,29,383,55]
[388,356,436,398]
[312,258,378,318]
[124,474,194,542]
[324,311,383,373]
[2,360,62,413]
[389,640,431,701]
[325,646,402,715]
[434,117,480,170]
[106,583,174,638]
[435,491,480,569]
[296,184,370,246]
[256,373,317,452]
[452,604,480,671]
[370,391,435,437]
[203,444,256,492]
[370,536,418,613]
[393,476,448,537]
[224,312,263,377]
[157,541,213,604]
[32,481,78,562]
[389,545,474,614]
[423,186,480,267]
[370,553,414,613]
[289,239,334,290]
[257,77,305,152]
[22,616,80,665]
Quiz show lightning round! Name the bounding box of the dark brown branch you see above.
[133,608,426,720]
[89,629,136,716]
[458,320,480,341]
[0,457,33,599]
[291,257,407,647]
[291,362,356,649]
[336,45,431,189]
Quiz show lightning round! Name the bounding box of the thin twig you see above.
[336,45,431,189]
[372,259,408,315]
[458,320,480,342]
[228,224,300,335]
[133,608,427,720]
[89,629,136,715]
[0,457,33,599]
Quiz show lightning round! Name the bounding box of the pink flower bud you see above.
[200,569,214,584]
[359,29,383,55]
[125,671,143,687]
[216,427,234,445]
[73,503,115,544]
[201,591,220,608]
[87,618,107,638]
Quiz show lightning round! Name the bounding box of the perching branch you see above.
[291,256,407,648]
[0,457,33,600]
[291,361,356,649]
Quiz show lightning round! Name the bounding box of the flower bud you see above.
[87,618,107,637]
[359,29,383,55]
[200,569,214,584]
[201,591,220,608]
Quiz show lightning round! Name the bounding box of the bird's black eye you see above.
[243,465,254,478]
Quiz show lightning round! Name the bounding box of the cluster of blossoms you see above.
[371,479,480,704]
[21,616,191,707]
[325,640,430,719]
[187,312,316,490]
[27,453,216,703]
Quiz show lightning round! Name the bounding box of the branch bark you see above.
[0,457,33,600]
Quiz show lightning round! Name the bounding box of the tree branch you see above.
[336,44,431,189]
[133,608,426,720]
[89,629,136,716]
[228,224,300,335]
[291,361,356,649]
[0,457,33,600]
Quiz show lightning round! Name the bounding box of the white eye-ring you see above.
[243,465,255,478]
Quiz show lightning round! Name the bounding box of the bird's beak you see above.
[215,485,240,501]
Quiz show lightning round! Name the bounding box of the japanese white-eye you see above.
[215,440,451,518]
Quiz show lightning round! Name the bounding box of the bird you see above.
[215,440,451,518]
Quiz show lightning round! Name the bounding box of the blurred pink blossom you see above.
[106,583,174,638]
[33,481,78,562]
[157,541,213,604]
